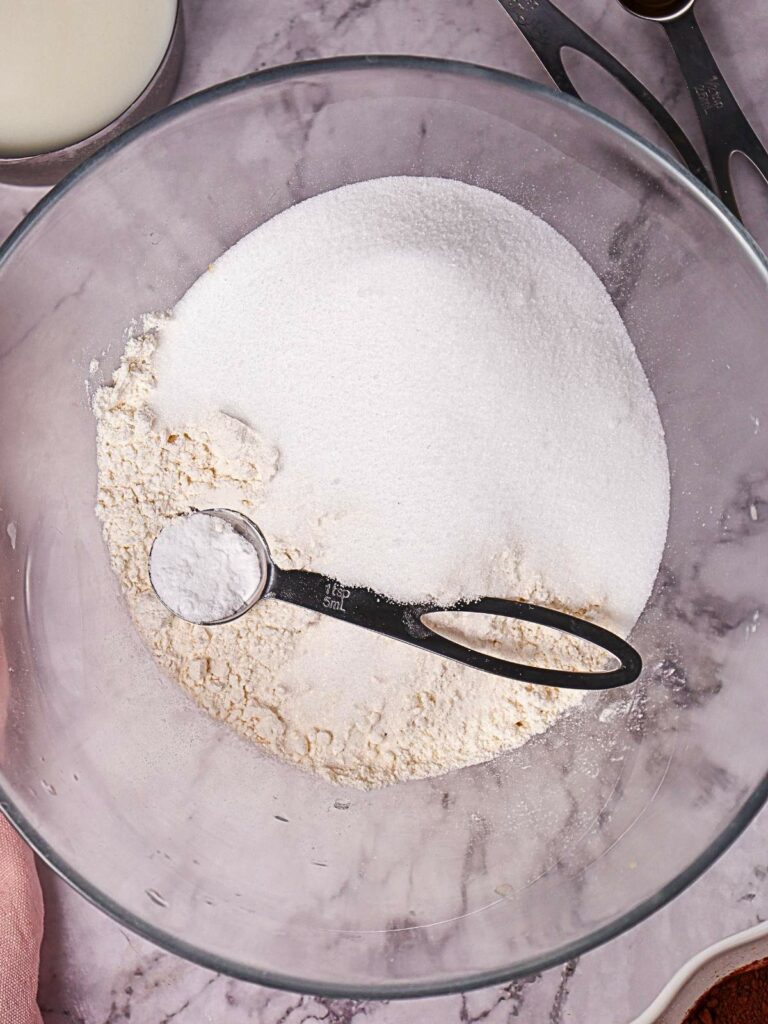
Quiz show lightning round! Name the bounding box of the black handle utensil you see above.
[273,567,641,690]
[496,0,768,221]
[151,510,642,691]
[495,0,712,189]
[618,0,768,220]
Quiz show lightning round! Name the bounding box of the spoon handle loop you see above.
[664,10,768,219]
[270,567,641,691]
[495,0,713,189]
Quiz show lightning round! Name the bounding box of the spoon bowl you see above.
[148,508,273,625]
[617,0,694,21]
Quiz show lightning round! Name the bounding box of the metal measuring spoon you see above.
[618,0,768,218]
[495,0,712,189]
[149,509,642,691]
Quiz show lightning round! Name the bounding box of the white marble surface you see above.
[3,0,768,1020]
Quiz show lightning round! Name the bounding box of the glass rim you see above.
[1,53,767,1000]
[0,0,183,185]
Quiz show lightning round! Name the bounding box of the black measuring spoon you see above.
[496,0,712,188]
[618,0,768,219]
[150,510,642,691]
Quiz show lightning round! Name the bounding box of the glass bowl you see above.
[1,57,767,999]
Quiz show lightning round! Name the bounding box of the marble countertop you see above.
[3,0,768,1020]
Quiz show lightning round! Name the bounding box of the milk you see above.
[0,0,177,157]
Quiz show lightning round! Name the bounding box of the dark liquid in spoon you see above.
[619,0,691,16]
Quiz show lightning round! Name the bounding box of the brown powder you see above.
[682,957,768,1024]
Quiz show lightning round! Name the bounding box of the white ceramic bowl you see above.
[631,921,768,1024]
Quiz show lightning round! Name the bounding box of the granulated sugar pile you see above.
[94,177,670,788]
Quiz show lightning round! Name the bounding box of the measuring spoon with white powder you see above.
[149,509,642,691]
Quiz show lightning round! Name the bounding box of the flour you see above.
[94,177,670,789]
[149,513,263,624]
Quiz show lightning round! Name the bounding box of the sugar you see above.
[151,177,669,634]
[149,513,262,624]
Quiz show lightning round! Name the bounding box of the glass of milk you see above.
[0,0,183,186]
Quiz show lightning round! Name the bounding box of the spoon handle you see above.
[664,10,768,218]
[269,566,641,691]
[495,0,712,189]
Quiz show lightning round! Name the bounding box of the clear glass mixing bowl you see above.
[1,57,767,998]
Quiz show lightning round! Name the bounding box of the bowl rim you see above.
[2,53,768,1001]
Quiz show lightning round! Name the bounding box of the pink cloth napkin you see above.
[0,812,43,1024]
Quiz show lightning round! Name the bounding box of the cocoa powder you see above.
[682,957,768,1024]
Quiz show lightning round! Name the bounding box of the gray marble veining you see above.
[2,0,768,1021]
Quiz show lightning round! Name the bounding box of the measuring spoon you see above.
[496,0,711,188]
[617,0,768,218]
[149,509,642,691]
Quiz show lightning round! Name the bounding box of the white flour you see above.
[94,177,670,789]
[149,513,263,623]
